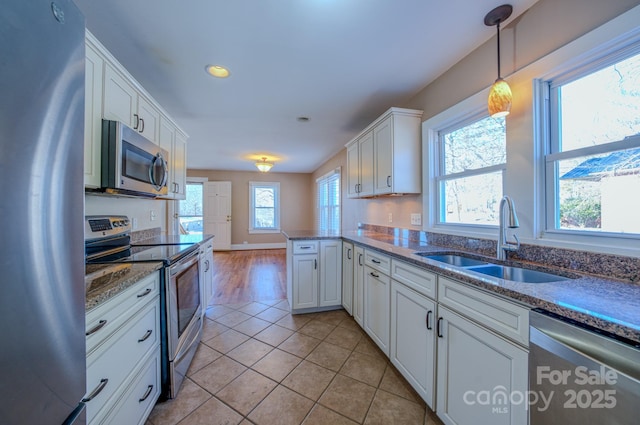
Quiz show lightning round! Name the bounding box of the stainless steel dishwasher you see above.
[529,309,640,424]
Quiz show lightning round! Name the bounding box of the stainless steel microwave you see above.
[100,119,169,197]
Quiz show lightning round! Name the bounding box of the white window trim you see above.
[422,89,503,239]
[532,8,640,252]
[248,181,280,234]
[316,167,341,232]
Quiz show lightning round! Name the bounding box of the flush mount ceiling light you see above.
[205,64,230,78]
[255,157,274,173]
[485,4,513,118]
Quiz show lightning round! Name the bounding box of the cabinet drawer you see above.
[391,259,437,300]
[86,271,159,355]
[438,277,529,346]
[293,240,319,254]
[364,249,391,275]
[103,350,160,425]
[85,298,160,423]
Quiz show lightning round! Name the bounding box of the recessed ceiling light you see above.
[205,65,230,78]
[297,116,310,122]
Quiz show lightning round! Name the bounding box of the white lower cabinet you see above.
[390,280,436,409]
[353,245,365,326]
[436,277,529,425]
[85,271,161,425]
[363,249,391,356]
[288,239,342,312]
[435,306,528,425]
[341,241,354,315]
[199,239,214,315]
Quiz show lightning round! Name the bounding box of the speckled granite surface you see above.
[281,230,342,240]
[85,262,163,311]
[341,229,640,344]
[285,227,640,344]
[130,227,162,243]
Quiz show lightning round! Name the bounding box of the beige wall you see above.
[188,169,314,245]
[311,150,424,231]
[313,0,640,234]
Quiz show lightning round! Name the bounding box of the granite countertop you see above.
[134,233,214,246]
[85,262,163,311]
[282,230,342,240]
[288,229,640,344]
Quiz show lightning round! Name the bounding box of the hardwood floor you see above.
[210,249,287,305]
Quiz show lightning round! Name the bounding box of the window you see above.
[178,182,204,234]
[316,168,341,232]
[544,49,640,236]
[436,114,506,226]
[249,182,280,233]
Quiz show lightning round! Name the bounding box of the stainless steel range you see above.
[85,215,202,400]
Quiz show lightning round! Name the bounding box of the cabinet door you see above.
[353,246,365,326]
[137,95,160,143]
[173,130,187,200]
[342,242,354,315]
[363,265,390,356]
[319,240,342,307]
[359,131,375,197]
[292,254,319,309]
[374,115,393,195]
[103,64,136,127]
[436,306,528,425]
[158,118,176,198]
[390,281,436,409]
[84,42,104,189]
[346,142,361,198]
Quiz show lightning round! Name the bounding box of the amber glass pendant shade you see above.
[488,78,512,118]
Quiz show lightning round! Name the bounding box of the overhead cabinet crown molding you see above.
[84,30,188,200]
[346,107,423,198]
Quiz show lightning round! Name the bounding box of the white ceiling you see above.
[74,0,538,173]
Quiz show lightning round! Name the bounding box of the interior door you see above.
[204,181,232,250]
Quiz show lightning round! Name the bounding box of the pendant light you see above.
[485,4,513,118]
[255,157,274,172]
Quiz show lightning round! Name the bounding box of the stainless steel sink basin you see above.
[416,253,489,267]
[466,264,570,283]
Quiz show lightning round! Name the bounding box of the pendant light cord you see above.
[496,22,501,79]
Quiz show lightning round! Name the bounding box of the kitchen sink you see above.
[416,253,489,267]
[466,264,570,283]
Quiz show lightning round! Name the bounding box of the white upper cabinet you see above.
[158,117,187,200]
[345,107,423,197]
[84,30,187,191]
[84,40,104,189]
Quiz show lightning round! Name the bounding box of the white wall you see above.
[85,194,167,233]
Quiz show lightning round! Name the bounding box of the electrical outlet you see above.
[150,210,156,221]
[132,217,139,229]
[411,213,422,226]
[388,213,393,223]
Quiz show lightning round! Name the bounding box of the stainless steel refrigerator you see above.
[0,1,86,424]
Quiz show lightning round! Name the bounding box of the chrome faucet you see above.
[497,195,520,261]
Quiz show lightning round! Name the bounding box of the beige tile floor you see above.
[147,300,444,425]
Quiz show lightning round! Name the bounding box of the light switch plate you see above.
[411,213,422,226]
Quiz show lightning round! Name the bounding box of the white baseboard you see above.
[230,242,287,251]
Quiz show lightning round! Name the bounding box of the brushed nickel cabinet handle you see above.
[82,379,108,402]
[138,329,152,343]
[137,288,152,298]
[85,319,107,336]
[139,385,153,403]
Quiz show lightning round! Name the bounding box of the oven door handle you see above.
[170,249,199,276]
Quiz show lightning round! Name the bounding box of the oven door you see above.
[167,249,201,361]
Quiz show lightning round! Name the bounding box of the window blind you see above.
[316,168,341,232]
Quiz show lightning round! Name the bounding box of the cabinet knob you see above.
[437,317,444,338]
[133,113,139,130]
[426,310,433,330]
[386,176,391,187]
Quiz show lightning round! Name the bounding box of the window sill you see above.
[248,229,281,234]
